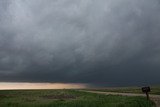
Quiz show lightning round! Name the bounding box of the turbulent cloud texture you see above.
[0,0,160,86]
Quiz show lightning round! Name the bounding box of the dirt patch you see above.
[0,94,15,98]
[0,95,8,98]
[42,94,77,100]
[0,94,15,100]
[0,94,16,100]
[151,97,160,107]
[24,98,36,102]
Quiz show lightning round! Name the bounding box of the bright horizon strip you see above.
[0,82,88,90]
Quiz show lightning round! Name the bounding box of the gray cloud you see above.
[0,0,160,86]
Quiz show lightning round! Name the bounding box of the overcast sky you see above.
[0,0,160,87]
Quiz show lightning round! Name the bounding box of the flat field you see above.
[86,86,160,95]
[0,89,154,107]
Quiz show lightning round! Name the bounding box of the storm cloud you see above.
[0,0,160,86]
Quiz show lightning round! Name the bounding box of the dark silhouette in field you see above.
[142,86,151,100]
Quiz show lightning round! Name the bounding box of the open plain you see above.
[0,89,155,107]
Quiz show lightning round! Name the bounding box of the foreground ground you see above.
[82,90,160,107]
[85,86,160,95]
[0,89,154,107]
[83,86,160,107]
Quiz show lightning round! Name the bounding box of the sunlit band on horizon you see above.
[0,82,88,90]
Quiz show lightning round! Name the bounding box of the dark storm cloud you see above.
[0,0,160,86]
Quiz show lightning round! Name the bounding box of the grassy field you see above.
[0,89,154,107]
[85,86,160,95]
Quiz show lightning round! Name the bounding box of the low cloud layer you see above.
[0,0,160,86]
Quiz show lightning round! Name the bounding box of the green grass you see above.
[0,89,155,107]
[86,86,160,95]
